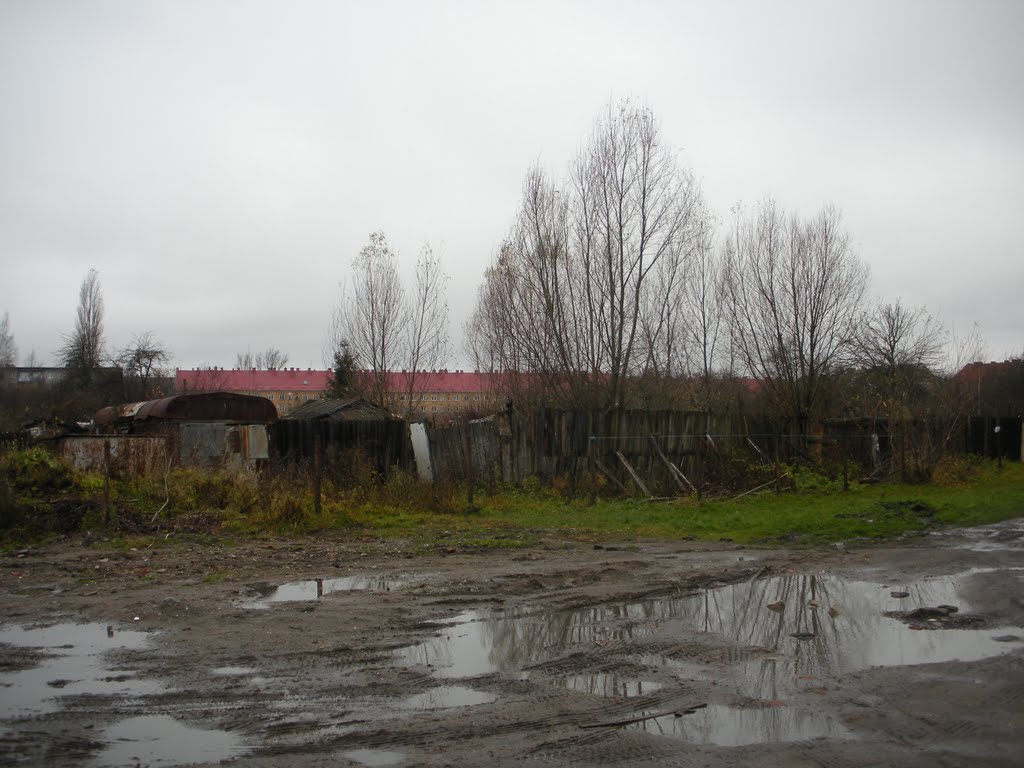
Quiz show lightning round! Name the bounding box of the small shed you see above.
[88,392,278,471]
[273,398,409,473]
[282,398,393,422]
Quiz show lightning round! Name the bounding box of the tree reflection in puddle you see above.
[394,569,1016,698]
[240,575,410,608]
[626,703,851,745]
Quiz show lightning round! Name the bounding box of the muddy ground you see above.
[1,519,1023,767]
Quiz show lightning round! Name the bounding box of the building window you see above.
[453,395,459,401]
[474,395,479,401]
[431,406,436,412]
[431,395,437,401]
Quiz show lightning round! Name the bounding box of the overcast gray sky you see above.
[1,0,1021,371]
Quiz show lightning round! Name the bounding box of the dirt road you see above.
[2,519,1023,767]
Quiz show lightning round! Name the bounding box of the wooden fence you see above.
[423,408,981,494]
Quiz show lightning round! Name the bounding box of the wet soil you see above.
[1,519,1023,767]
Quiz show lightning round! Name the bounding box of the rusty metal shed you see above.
[95,392,278,429]
[91,392,277,471]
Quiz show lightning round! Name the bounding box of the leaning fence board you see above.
[594,458,628,494]
[649,436,694,494]
[616,450,652,497]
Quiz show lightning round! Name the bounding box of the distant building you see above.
[174,368,503,420]
[0,366,69,389]
[382,370,502,420]
[175,368,330,415]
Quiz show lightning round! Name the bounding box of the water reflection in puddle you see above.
[947,519,1024,552]
[90,714,246,767]
[211,666,257,676]
[626,703,850,746]
[241,575,408,608]
[0,623,158,717]
[394,569,1015,703]
[340,747,407,766]
[553,673,663,698]
[399,685,497,709]
[395,611,522,678]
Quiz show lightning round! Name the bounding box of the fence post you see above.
[695,437,703,502]
[313,435,322,516]
[842,434,849,492]
[773,432,781,495]
[464,427,475,507]
[995,423,1003,470]
[588,434,597,505]
[102,439,111,528]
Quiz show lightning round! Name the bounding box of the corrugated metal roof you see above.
[96,392,278,425]
[283,398,395,421]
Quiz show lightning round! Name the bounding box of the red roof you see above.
[176,368,331,392]
[175,368,497,394]
[955,361,1013,384]
[377,370,496,394]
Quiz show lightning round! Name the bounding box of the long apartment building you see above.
[174,368,501,418]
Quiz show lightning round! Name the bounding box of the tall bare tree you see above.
[469,101,703,408]
[333,231,409,407]
[681,204,726,406]
[59,269,107,385]
[723,200,869,432]
[0,311,16,367]
[403,243,450,417]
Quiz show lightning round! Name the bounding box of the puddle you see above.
[947,519,1024,551]
[241,575,408,608]
[399,685,497,710]
[394,603,666,679]
[340,747,407,766]
[90,714,246,767]
[395,610,530,678]
[394,569,1016,702]
[0,622,159,718]
[211,666,257,676]
[553,673,663,697]
[625,703,850,746]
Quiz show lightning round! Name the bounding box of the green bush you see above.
[2,447,74,493]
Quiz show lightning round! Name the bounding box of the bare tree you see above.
[723,201,869,433]
[237,348,289,370]
[850,301,946,475]
[333,231,409,407]
[469,101,703,408]
[403,243,450,417]
[59,269,106,385]
[257,348,288,370]
[329,232,452,412]
[853,300,946,417]
[681,205,726,406]
[114,331,171,401]
[0,311,16,367]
